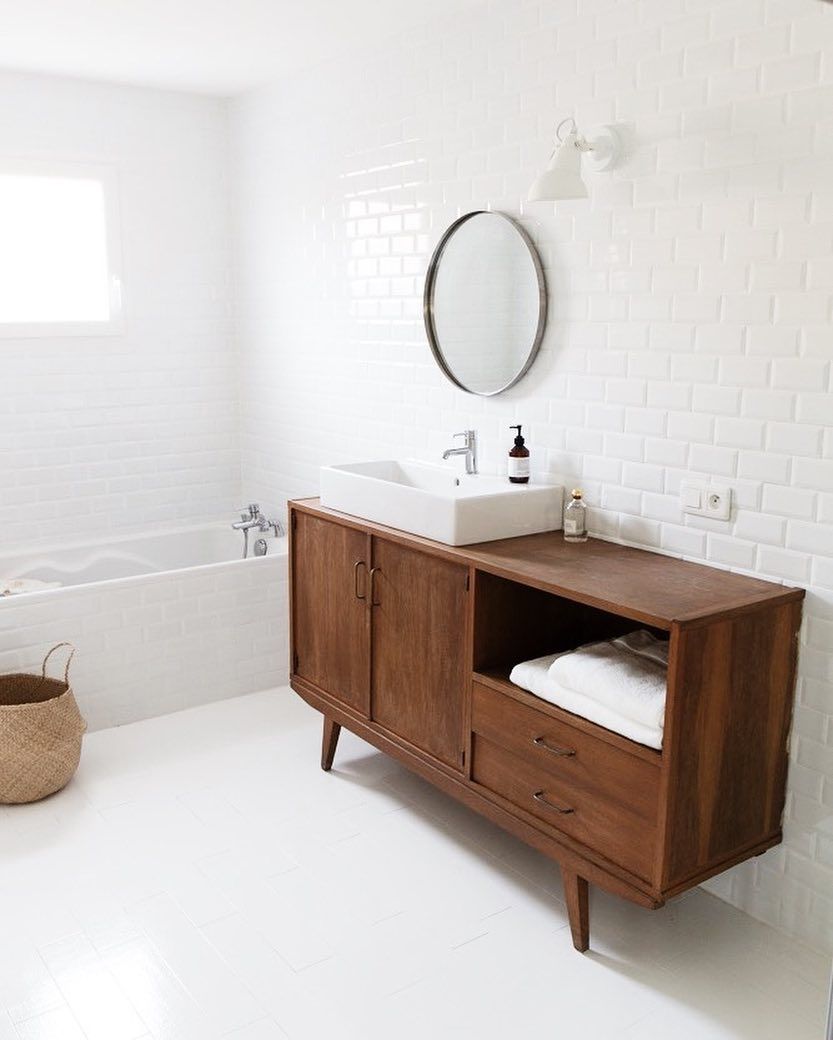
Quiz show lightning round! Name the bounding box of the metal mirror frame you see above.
[423,210,548,397]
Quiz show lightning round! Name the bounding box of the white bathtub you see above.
[0,524,288,730]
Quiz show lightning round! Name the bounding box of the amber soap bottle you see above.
[508,425,530,484]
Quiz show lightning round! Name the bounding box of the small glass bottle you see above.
[563,489,588,543]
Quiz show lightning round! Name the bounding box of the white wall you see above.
[232,0,833,952]
[0,71,238,551]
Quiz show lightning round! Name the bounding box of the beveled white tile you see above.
[126,894,264,1035]
[13,1006,85,1040]
[621,959,823,1040]
[102,936,225,1040]
[225,1021,288,1040]
[39,932,147,1040]
[0,1011,18,1040]
[0,946,64,1025]
[200,913,298,1018]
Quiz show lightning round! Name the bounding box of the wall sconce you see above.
[528,117,622,202]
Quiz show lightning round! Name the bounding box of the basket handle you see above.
[41,642,76,684]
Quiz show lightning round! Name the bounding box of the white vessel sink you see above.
[320,460,563,546]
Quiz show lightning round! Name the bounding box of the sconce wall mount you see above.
[528,117,622,202]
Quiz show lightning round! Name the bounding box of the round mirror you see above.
[424,211,547,396]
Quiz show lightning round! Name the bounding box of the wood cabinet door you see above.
[291,510,370,715]
[370,537,469,770]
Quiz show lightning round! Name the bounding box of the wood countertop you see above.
[291,498,804,630]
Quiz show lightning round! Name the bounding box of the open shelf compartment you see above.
[471,570,668,760]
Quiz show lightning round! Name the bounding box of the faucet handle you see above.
[241,503,260,519]
[453,430,474,441]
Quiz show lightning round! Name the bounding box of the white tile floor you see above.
[1,689,829,1040]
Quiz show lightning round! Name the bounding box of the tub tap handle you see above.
[235,503,262,522]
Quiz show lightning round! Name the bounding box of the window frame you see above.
[0,157,124,339]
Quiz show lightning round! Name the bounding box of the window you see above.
[0,160,123,336]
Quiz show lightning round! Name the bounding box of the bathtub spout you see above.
[232,505,284,559]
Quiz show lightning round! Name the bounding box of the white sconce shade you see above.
[528,118,621,202]
[528,125,588,201]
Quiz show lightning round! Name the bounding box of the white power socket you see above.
[680,481,732,521]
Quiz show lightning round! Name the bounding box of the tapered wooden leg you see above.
[321,716,341,771]
[561,867,590,952]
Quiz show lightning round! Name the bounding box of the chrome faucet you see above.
[442,430,478,475]
[232,504,284,558]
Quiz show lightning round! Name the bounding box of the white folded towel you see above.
[509,652,568,698]
[548,630,668,732]
[509,654,663,751]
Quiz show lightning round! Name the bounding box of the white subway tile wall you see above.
[0,71,239,551]
[232,0,833,951]
[0,556,288,730]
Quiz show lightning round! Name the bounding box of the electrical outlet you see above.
[681,481,732,521]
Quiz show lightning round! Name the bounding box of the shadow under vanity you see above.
[288,498,804,952]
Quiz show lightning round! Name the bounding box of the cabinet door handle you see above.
[533,790,575,815]
[354,561,367,600]
[532,736,576,758]
[369,567,381,606]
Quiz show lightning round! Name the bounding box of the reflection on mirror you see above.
[424,211,547,396]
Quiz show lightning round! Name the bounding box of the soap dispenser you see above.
[508,425,530,484]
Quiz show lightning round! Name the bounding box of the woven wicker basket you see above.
[0,643,86,804]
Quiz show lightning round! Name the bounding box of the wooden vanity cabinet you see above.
[289,498,804,952]
[291,510,370,716]
[369,538,469,770]
[290,508,469,770]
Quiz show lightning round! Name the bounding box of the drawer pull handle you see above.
[533,736,576,757]
[369,567,382,607]
[354,561,367,600]
[533,790,575,815]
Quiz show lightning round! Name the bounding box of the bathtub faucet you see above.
[232,504,284,558]
[233,503,284,537]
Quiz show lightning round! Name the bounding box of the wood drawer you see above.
[472,681,659,818]
[471,735,656,881]
[471,682,659,880]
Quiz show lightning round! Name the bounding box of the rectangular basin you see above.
[320,460,563,546]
